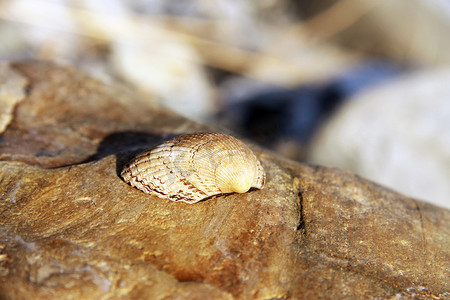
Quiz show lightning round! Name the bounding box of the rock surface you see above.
[0,61,449,299]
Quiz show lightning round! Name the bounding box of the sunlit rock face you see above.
[0,61,448,300]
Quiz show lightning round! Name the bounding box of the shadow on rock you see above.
[82,131,176,176]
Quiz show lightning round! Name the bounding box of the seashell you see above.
[121,132,265,203]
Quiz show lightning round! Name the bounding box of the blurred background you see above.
[0,0,449,209]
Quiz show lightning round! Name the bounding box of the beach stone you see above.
[308,69,450,210]
[0,61,449,299]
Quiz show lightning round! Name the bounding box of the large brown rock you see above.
[0,61,448,299]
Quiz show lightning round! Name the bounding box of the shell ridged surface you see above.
[121,133,266,203]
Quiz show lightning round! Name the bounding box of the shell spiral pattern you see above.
[121,132,266,203]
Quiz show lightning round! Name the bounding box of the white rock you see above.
[308,69,450,209]
[110,31,214,122]
[78,0,215,122]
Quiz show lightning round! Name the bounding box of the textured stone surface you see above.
[0,61,449,299]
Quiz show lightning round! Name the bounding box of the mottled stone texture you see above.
[0,61,449,300]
